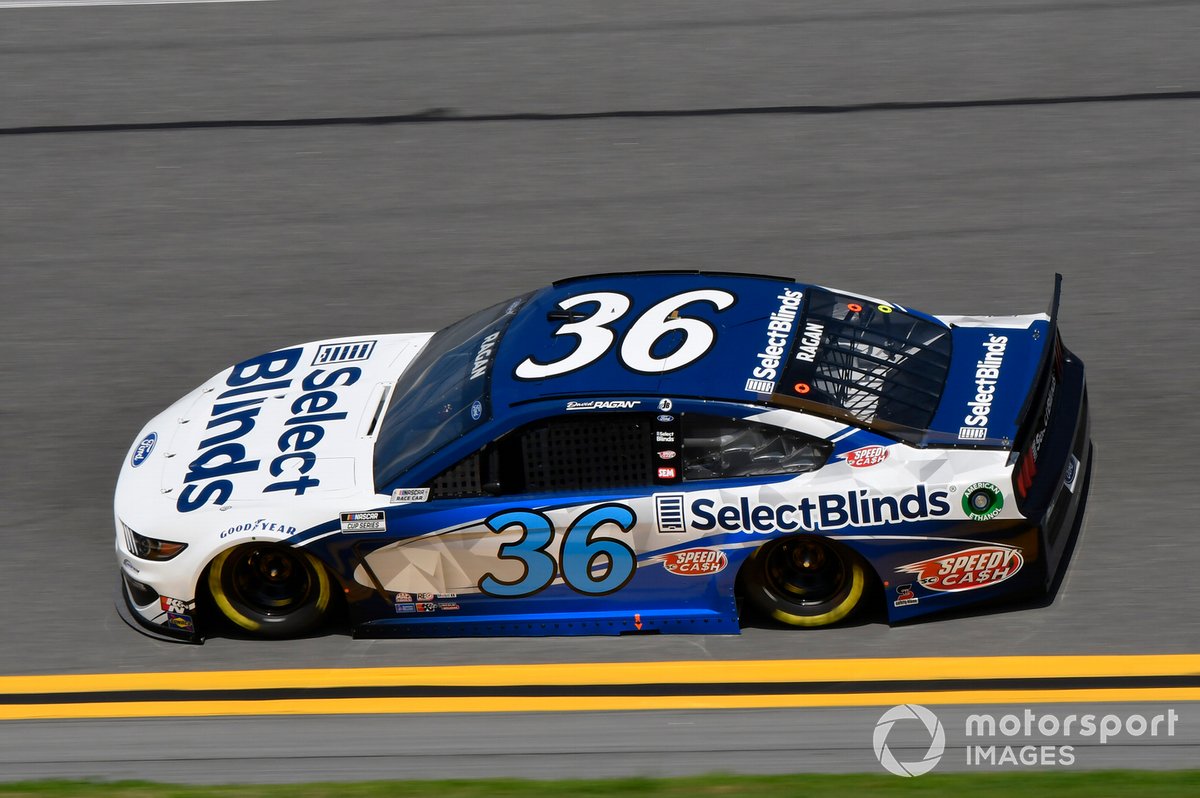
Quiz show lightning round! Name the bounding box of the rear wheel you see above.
[207,544,332,638]
[742,536,867,627]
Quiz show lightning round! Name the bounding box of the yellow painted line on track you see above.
[2,655,1197,721]
[2,654,1198,695]
[3,688,1199,721]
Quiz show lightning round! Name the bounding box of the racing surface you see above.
[2,0,1199,780]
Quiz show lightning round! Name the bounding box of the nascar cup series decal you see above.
[898,545,1023,592]
[341,511,386,532]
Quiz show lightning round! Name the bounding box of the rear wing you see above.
[1011,274,1063,458]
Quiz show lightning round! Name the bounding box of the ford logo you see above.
[131,432,157,468]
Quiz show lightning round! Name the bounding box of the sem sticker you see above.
[898,545,1023,592]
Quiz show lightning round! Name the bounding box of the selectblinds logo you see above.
[873,704,946,777]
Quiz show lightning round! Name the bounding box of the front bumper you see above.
[115,573,203,643]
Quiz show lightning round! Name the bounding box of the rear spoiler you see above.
[1011,274,1063,455]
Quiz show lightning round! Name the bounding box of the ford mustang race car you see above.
[115,271,1091,642]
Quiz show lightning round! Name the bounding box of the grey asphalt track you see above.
[2,704,1198,782]
[2,0,1199,782]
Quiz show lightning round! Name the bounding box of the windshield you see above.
[373,293,529,489]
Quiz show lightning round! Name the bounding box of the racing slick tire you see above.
[741,536,867,627]
[206,543,333,638]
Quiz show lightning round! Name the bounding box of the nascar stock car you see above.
[115,271,1091,642]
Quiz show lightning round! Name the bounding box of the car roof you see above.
[487,270,968,445]
[491,271,812,409]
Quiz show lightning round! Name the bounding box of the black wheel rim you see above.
[226,546,316,616]
[762,538,849,607]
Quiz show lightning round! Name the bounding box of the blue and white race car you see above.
[115,271,1091,642]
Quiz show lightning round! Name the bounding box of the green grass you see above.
[1,772,1198,798]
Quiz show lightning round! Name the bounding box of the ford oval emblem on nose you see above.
[131,432,158,467]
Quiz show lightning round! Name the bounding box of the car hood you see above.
[116,332,433,540]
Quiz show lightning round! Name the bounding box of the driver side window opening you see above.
[428,413,652,499]
[680,415,832,481]
[426,410,833,500]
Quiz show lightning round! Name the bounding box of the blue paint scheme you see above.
[266,275,1091,637]
[490,273,799,410]
[928,321,1050,445]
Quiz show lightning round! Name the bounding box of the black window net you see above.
[520,414,652,493]
[429,452,483,499]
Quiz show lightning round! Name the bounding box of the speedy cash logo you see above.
[898,545,1023,592]
[842,445,888,468]
[662,548,728,576]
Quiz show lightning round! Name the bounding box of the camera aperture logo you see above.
[874,704,1181,775]
[873,704,945,777]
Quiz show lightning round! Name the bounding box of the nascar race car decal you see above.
[114,271,1090,642]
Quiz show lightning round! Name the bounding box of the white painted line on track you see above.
[0,0,275,8]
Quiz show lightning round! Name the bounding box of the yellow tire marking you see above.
[771,560,866,627]
[207,545,332,632]
[207,547,261,632]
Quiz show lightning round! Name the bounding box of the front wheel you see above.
[742,536,867,627]
[207,543,333,638]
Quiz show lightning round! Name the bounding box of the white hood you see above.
[115,332,432,546]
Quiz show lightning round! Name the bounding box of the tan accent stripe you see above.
[2,688,1198,721]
